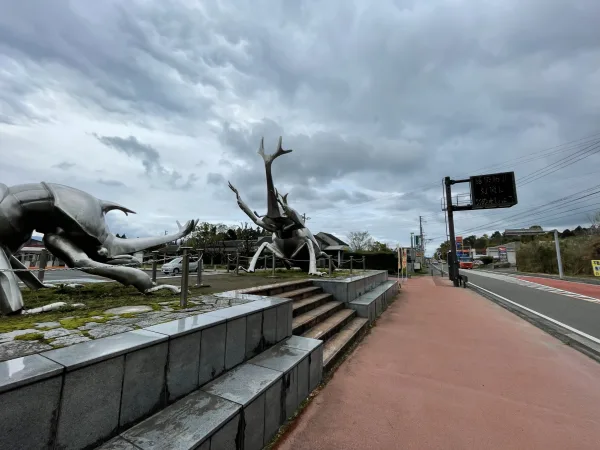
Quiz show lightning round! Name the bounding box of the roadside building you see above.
[486,241,521,265]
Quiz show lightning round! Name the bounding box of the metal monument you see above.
[228,137,328,275]
[0,182,197,315]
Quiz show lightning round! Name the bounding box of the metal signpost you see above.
[444,172,518,287]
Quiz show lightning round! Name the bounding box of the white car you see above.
[161,257,199,275]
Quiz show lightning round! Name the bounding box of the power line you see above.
[310,132,600,219]
[518,139,600,186]
[428,183,600,241]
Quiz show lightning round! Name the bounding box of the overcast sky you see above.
[2,0,600,255]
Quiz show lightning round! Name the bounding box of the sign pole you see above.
[445,177,460,286]
[554,229,564,279]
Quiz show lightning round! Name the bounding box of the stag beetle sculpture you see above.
[228,137,328,275]
[0,182,197,315]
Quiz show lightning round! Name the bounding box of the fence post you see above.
[235,251,240,276]
[271,252,275,277]
[328,255,333,277]
[151,250,158,282]
[350,256,353,275]
[38,249,49,283]
[362,256,366,272]
[197,251,204,286]
[180,247,192,308]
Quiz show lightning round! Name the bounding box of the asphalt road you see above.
[464,270,600,341]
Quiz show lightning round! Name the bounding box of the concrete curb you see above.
[467,283,600,364]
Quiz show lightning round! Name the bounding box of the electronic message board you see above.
[470,172,517,210]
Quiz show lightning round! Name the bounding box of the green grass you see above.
[14,332,45,341]
[0,271,336,333]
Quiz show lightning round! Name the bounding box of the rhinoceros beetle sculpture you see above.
[0,182,197,315]
[228,137,328,275]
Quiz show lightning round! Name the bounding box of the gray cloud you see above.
[206,172,226,186]
[97,179,127,188]
[53,161,75,170]
[1,0,600,253]
[92,134,198,191]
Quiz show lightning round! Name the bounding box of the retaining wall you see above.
[0,297,293,450]
[311,270,389,304]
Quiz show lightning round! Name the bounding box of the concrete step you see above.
[323,317,369,371]
[302,309,356,342]
[279,286,323,301]
[292,301,344,335]
[293,293,333,317]
[101,336,323,450]
[239,279,315,297]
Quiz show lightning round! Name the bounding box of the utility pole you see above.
[419,215,425,264]
[302,213,310,222]
[410,232,414,273]
[444,177,460,286]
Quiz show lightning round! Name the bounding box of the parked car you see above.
[161,256,199,275]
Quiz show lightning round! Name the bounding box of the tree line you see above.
[434,223,600,259]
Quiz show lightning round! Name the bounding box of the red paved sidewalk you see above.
[276,276,600,450]
[516,275,600,299]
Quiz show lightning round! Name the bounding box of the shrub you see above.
[479,256,494,265]
[516,236,600,276]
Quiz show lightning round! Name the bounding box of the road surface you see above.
[464,269,600,341]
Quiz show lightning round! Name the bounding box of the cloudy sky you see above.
[2,0,600,255]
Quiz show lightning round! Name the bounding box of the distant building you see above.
[15,235,65,268]
[486,241,521,265]
[315,232,350,265]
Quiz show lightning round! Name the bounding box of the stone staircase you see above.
[240,278,382,371]
[278,284,368,370]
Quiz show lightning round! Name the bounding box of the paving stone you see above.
[161,312,193,321]
[34,321,61,330]
[87,325,135,339]
[42,328,78,339]
[134,317,172,328]
[50,334,91,347]
[80,321,104,330]
[107,317,142,326]
[0,340,53,362]
[104,305,154,315]
[133,312,170,321]
[0,329,40,343]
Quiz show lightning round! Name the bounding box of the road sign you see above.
[456,236,463,243]
[498,246,508,262]
[592,260,600,277]
[470,171,518,210]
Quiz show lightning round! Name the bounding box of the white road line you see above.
[470,282,600,346]
[467,270,600,304]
